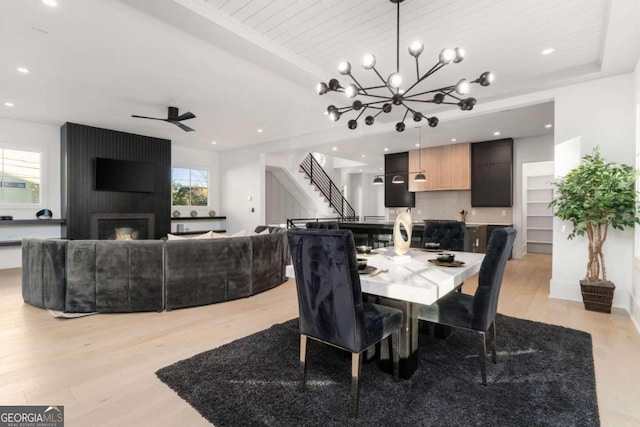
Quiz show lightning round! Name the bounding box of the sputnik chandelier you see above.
[316,0,494,132]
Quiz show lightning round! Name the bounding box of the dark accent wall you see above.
[384,152,415,208]
[60,122,171,240]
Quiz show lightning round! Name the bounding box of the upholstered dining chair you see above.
[418,227,517,385]
[420,220,466,251]
[305,221,339,229]
[287,228,403,417]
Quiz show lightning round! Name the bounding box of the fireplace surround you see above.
[90,213,155,240]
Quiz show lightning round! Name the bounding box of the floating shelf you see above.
[170,216,226,221]
[0,219,66,226]
[526,240,552,245]
[172,230,227,236]
[0,240,22,247]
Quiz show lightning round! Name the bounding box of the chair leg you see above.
[350,352,362,418]
[478,331,487,385]
[391,330,400,382]
[490,321,497,364]
[298,335,307,392]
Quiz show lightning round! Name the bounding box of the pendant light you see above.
[414,127,426,182]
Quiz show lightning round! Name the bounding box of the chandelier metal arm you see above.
[403,85,455,99]
[403,62,446,96]
[372,67,396,96]
[349,74,369,95]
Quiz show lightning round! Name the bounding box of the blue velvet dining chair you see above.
[420,220,466,251]
[287,228,403,417]
[418,227,517,385]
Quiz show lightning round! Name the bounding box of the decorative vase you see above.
[579,279,615,313]
[393,211,413,256]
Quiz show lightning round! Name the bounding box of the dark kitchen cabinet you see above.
[471,138,513,207]
[384,152,415,208]
[463,225,487,253]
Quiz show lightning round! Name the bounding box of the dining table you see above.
[286,247,485,378]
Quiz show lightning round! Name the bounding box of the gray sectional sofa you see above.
[22,227,289,313]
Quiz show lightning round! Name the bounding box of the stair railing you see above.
[299,153,357,221]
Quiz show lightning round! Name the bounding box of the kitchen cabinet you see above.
[471,138,513,207]
[384,152,415,208]
[408,143,471,191]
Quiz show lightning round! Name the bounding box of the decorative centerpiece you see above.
[392,210,413,263]
[550,147,639,313]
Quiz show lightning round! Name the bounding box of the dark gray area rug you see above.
[156,314,599,426]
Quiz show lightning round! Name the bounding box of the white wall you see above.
[632,55,640,330]
[0,117,61,269]
[219,148,265,234]
[171,143,220,217]
[550,74,637,308]
[265,170,313,224]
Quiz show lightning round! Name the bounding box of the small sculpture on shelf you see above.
[393,210,412,261]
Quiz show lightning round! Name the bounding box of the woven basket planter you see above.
[580,280,615,313]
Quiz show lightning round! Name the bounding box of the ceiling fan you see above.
[131,106,196,132]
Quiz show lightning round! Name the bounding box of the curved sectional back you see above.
[22,228,289,313]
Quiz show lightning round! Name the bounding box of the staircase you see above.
[299,153,357,220]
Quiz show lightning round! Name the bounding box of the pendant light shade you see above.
[373,175,384,185]
[414,172,426,182]
[392,175,405,184]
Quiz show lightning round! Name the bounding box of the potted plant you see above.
[549,147,639,313]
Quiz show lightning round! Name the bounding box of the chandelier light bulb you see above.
[316,82,328,95]
[438,48,456,64]
[329,111,341,121]
[388,72,402,88]
[455,79,471,95]
[478,71,494,86]
[454,47,465,63]
[337,61,351,75]
[408,40,424,57]
[361,54,376,70]
[344,84,358,98]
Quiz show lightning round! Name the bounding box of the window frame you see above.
[0,144,45,208]
[171,166,210,207]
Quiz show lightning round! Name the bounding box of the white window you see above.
[172,167,209,206]
[0,148,41,205]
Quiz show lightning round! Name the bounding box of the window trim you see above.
[0,144,46,209]
[171,166,210,207]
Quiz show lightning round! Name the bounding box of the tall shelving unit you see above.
[523,161,554,254]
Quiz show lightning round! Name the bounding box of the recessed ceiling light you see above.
[17,67,30,74]
[4,102,14,107]
[361,154,366,158]
[415,143,420,147]
[257,129,263,133]
[332,147,337,151]
[379,167,383,170]
[541,48,555,55]
[451,138,457,142]
[211,141,217,145]
[359,169,362,172]
[42,0,58,6]
[383,148,389,152]
[545,124,553,128]
[493,131,501,136]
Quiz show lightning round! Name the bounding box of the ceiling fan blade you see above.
[172,121,195,132]
[131,114,164,121]
[176,112,195,121]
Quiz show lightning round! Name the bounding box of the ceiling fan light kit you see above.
[317,0,493,132]
[131,106,196,132]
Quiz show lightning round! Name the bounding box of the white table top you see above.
[286,247,485,306]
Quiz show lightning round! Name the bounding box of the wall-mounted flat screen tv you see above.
[95,157,155,193]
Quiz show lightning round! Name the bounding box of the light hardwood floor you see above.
[1,253,639,426]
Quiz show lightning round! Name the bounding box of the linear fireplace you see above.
[90,213,155,240]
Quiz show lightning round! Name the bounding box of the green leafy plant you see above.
[549,147,639,281]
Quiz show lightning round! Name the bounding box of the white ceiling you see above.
[1,0,639,168]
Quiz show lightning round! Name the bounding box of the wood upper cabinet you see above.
[408,142,471,191]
